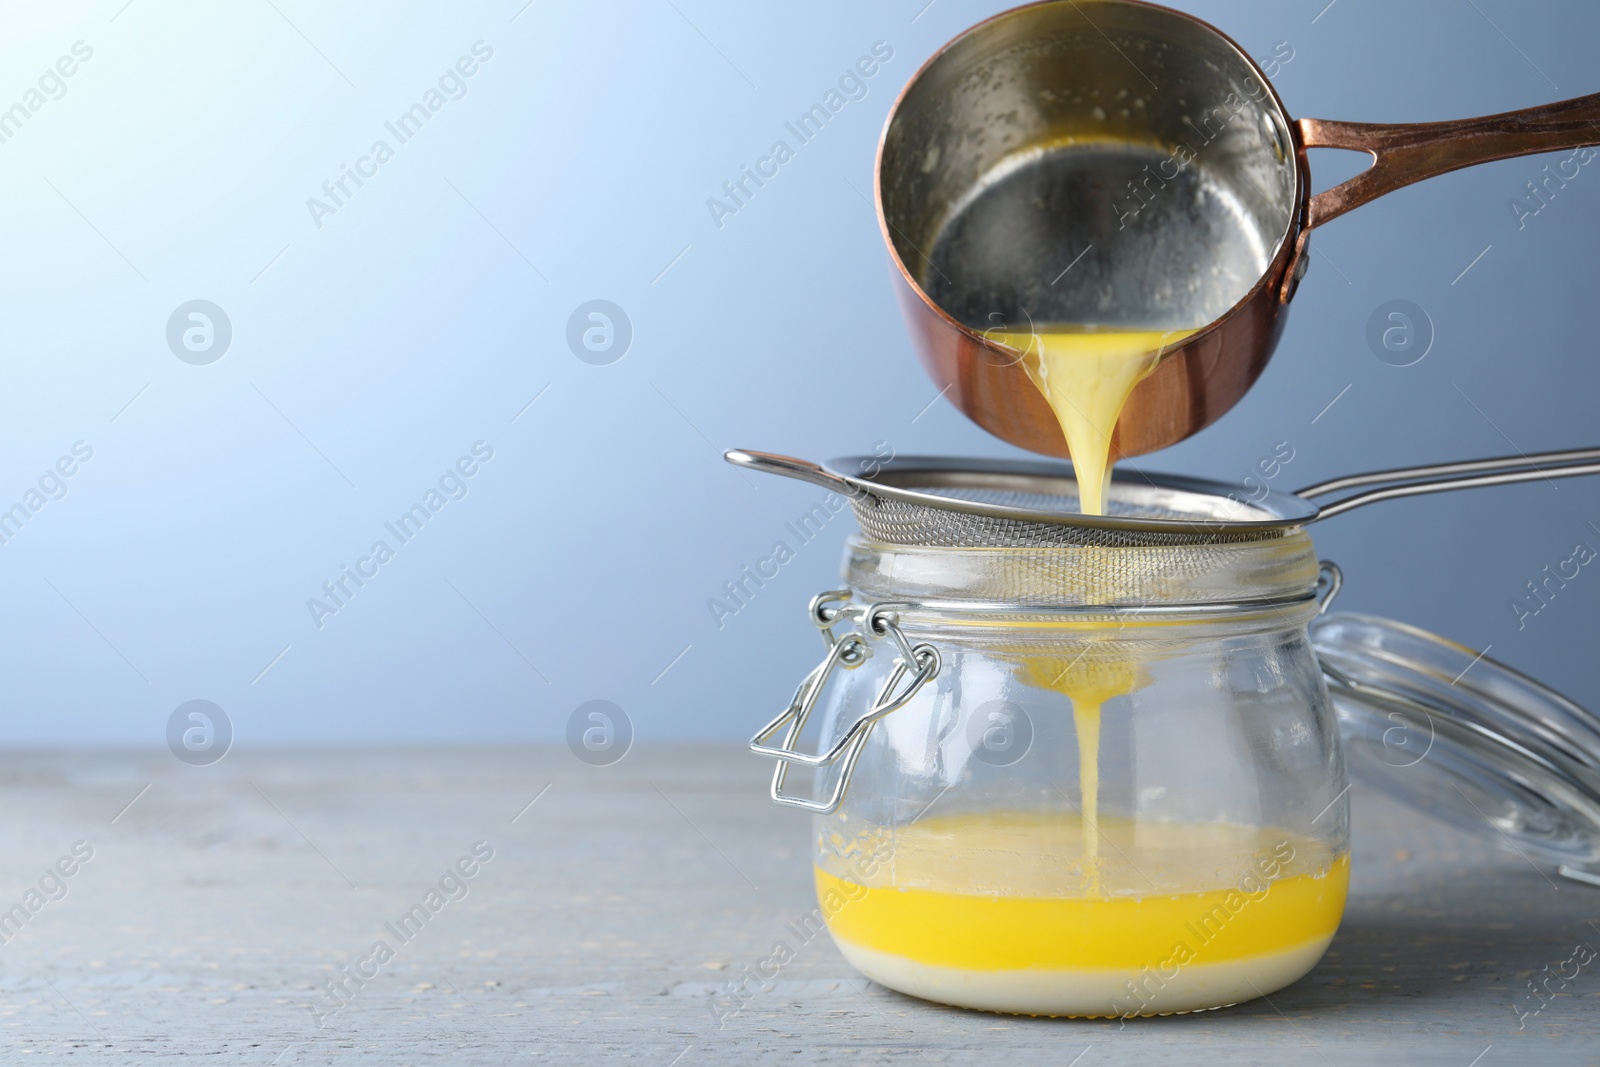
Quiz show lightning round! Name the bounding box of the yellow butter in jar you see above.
[817,814,1348,1017]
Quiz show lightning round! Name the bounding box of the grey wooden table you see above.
[0,744,1594,1065]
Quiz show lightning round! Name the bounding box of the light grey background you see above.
[1,0,1595,746]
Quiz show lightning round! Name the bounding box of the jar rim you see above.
[872,590,1322,620]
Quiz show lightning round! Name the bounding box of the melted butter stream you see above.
[1014,650,1147,896]
[982,325,1196,894]
[985,326,1197,516]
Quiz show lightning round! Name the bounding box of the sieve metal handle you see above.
[749,591,940,814]
[724,450,863,498]
[1297,448,1600,520]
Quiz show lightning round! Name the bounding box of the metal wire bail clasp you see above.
[749,591,941,814]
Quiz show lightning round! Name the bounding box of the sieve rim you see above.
[824,454,1319,534]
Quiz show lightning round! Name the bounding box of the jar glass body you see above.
[808,536,1350,1018]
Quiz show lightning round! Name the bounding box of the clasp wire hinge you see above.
[1315,560,1343,618]
[748,591,941,814]
[1314,559,1355,689]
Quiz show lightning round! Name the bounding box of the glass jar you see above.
[754,531,1349,1018]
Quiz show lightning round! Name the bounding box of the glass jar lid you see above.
[1311,612,1600,885]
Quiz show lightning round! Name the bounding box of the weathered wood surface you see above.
[0,744,1594,1064]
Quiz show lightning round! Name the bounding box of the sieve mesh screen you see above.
[848,482,1293,550]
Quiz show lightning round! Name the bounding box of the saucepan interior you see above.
[879,0,1301,335]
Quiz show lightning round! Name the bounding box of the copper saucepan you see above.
[876,0,1600,459]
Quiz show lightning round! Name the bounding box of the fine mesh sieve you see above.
[726,448,1600,551]
[849,471,1293,549]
